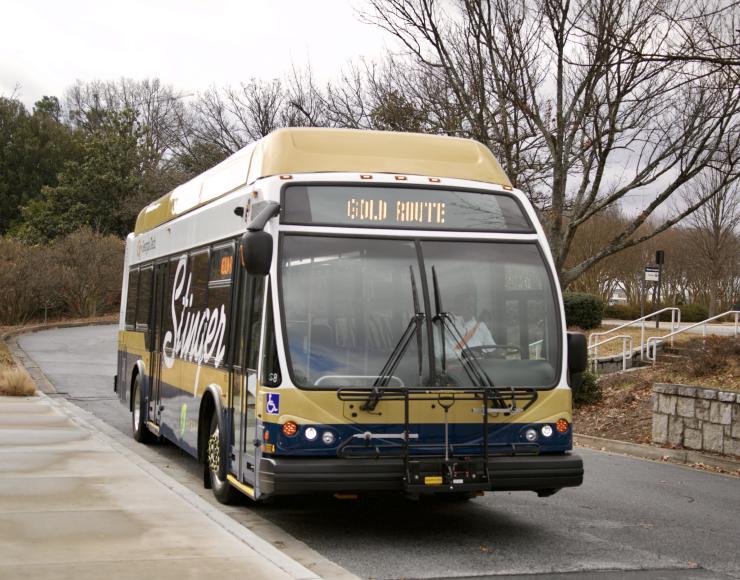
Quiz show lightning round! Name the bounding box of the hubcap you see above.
[208,427,220,474]
[133,386,140,431]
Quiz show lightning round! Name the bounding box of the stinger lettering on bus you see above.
[162,255,227,369]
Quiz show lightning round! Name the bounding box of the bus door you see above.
[230,270,266,486]
[148,262,168,426]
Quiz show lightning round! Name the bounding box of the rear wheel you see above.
[131,374,154,444]
[207,412,239,504]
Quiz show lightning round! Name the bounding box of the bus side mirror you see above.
[567,332,588,374]
[240,231,273,276]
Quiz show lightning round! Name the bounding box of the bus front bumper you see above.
[258,453,583,496]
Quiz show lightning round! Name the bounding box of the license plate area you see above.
[405,457,490,493]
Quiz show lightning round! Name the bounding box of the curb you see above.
[575,434,740,475]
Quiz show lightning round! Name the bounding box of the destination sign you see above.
[282,185,533,232]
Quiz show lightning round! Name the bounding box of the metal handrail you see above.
[588,307,681,361]
[645,310,740,363]
[588,335,633,372]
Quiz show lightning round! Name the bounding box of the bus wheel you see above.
[207,413,238,505]
[131,374,154,444]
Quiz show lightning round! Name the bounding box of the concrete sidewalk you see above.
[0,394,320,580]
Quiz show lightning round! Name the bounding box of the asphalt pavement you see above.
[15,325,740,580]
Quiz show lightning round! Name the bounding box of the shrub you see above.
[0,367,37,396]
[680,303,709,323]
[51,227,124,317]
[563,293,604,329]
[684,336,740,378]
[573,370,601,406]
[604,303,642,320]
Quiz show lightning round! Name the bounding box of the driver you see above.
[444,289,495,356]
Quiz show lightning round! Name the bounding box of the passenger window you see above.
[207,244,235,366]
[189,250,210,312]
[136,266,153,330]
[125,268,139,328]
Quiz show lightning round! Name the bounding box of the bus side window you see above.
[125,268,139,329]
[208,244,235,366]
[136,266,153,331]
[261,287,280,387]
[163,256,181,360]
[189,250,210,313]
[245,277,265,371]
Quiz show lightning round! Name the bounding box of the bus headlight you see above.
[322,431,335,445]
[304,427,318,441]
[541,425,554,438]
[524,428,538,442]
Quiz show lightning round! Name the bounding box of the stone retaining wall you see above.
[652,383,740,457]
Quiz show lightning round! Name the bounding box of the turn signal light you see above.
[556,418,570,433]
[282,421,298,436]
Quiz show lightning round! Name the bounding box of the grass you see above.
[0,325,37,396]
[0,367,37,396]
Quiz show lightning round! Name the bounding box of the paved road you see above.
[18,325,740,580]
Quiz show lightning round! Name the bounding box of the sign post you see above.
[655,250,664,329]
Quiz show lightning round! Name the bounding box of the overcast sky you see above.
[1,0,390,108]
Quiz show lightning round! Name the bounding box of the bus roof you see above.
[134,128,512,234]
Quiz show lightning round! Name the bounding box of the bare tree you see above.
[362,0,740,286]
[684,172,740,315]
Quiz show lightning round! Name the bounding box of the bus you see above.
[116,127,586,503]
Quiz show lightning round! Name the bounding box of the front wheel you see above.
[131,374,154,444]
[207,412,239,504]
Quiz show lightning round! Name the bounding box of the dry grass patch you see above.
[0,327,37,396]
[0,367,37,396]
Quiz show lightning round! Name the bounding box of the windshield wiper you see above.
[431,266,494,388]
[361,266,425,411]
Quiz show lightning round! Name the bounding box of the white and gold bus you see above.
[116,128,586,503]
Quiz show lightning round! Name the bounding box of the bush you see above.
[684,336,740,378]
[52,228,124,317]
[604,303,642,320]
[680,303,709,323]
[0,228,124,324]
[573,370,601,406]
[563,293,604,329]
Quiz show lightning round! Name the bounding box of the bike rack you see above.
[335,386,537,492]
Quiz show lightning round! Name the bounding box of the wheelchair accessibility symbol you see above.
[265,393,280,415]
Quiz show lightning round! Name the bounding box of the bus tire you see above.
[131,374,154,444]
[207,412,238,505]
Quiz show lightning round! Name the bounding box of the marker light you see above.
[282,421,298,437]
[322,431,336,445]
[556,419,570,433]
[541,425,554,438]
[525,428,538,442]
[304,427,318,441]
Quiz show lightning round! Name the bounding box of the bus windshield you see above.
[280,235,560,389]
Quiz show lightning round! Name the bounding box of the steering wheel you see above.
[466,344,522,358]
